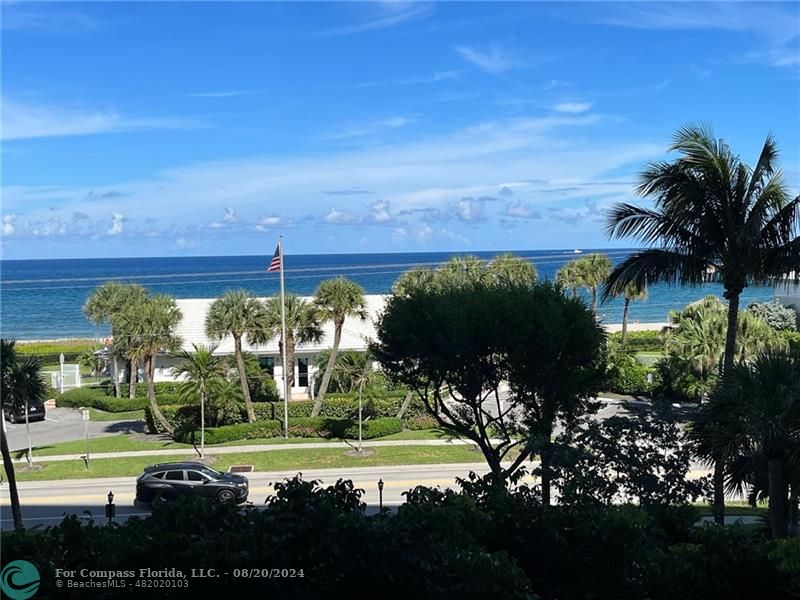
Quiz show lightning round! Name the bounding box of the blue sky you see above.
[2,1,798,259]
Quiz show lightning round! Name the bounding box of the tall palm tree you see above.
[605,124,800,523]
[556,261,582,299]
[0,340,45,530]
[265,294,323,400]
[440,255,487,287]
[84,282,147,398]
[487,253,537,286]
[573,253,612,312]
[339,353,377,453]
[173,344,227,458]
[615,282,648,345]
[392,268,437,296]
[691,352,800,538]
[312,277,367,417]
[117,294,182,435]
[205,290,272,422]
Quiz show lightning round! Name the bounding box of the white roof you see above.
[173,295,387,355]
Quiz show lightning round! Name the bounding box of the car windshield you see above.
[199,466,223,480]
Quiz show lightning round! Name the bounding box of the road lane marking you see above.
[45,417,59,422]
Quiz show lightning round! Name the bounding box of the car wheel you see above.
[217,489,236,503]
[7,412,16,424]
[150,491,169,507]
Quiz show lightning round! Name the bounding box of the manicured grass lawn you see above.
[13,445,485,481]
[635,352,663,366]
[19,429,453,458]
[16,339,96,355]
[89,408,145,422]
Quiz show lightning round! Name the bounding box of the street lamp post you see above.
[105,491,115,524]
[378,478,384,513]
[59,353,65,394]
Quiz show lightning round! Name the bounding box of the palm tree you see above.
[691,352,800,538]
[440,255,487,287]
[487,253,537,286]
[573,253,612,312]
[206,290,272,422]
[312,277,367,417]
[84,282,147,398]
[339,353,377,453]
[116,294,182,435]
[556,262,582,299]
[392,268,437,296]
[0,340,45,529]
[615,282,648,345]
[173,344,227,458]
[265,294,323,400]
[605,126,800,523]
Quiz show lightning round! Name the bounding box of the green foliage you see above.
[747,300,797,331]
[58,388,192,412]
[109,381,187,398]
[604,348,656,396]
[780,330,800,353]
[342,417,404,439]
[654,355,712,402]
[285,417,348,438]
[609,330,664,352]
[174,420,282,444]
[404,415,440,430]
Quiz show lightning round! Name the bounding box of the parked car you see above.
[2,399,46,424]
[135,462,249,504]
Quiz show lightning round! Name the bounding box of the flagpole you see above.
[279,236,290,439]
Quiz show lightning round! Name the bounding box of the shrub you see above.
[107,381,187,397]
[261,395,425,422]
[654,356,713,402]
[57,388,149,411]
[609,330,664,352]
[604,350,656,396]
[145,404,200,434]
[405,415,439,430]
[286,417,349,438]
[780,330,800,353]
[343,417,404,439]
[747,300,797,331]
[174,420,282,444]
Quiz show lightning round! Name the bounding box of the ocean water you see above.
[0,249,785,340]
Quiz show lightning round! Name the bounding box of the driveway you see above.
[3,407,144,453]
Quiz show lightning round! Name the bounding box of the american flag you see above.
[267,244,281,272]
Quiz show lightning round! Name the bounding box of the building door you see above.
[297,357,309,388]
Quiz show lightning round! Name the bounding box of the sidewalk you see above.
[4,437,493,465]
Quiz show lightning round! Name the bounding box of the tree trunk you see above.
[621,298,631,345]
[129,358,138,399]
[311,321,343,417]
[1,412,23,529]
[789,483,799,537]
[396,391,414,419]
[769,458,790,539]
[145,356,172,435]
[200,387,205,459]
[539,425,554,507]
[234,336,255,422]
[712,291,742,525]
[591,286,598,313]
[113,355,121,398]
[284,335,295,401]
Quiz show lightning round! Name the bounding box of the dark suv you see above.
[3,399,46,424]
[135,462,249,505]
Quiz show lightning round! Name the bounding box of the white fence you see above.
[43,364,81,391]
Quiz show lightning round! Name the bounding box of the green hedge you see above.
[174,420,283,444]
[404,415,439,430]
[343,417,403,439]
[111,381,187,398]
[58,388,194,413]
[603,351,656,396]
[609,330,664,352]
[256,396,424,421]
[145,404,201,434]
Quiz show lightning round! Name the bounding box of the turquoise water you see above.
[0,249,784,339]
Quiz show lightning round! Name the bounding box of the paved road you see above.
[4,407,144,453]
[0,463,512,530]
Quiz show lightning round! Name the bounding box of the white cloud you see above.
[553,102,592,114]
[505,202,541,219]
[327,115,416,140]
[416,224,434,242]
[188,90,248,98]
[175,237,196,249]
[222,206,237,223]
[392,226,408,240]
[449,197,485,222]
[2,98,205,141]
[455,44,519,73]
[370,200,393,223]
[2,214,16,236]
[319,2,434,36]
[255,215,281,231]
[107,212,124,236]
[324,208,362,225]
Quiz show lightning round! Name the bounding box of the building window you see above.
[258,356,275,376]
[297,357,309,388]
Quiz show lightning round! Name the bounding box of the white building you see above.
[150,295,388,399]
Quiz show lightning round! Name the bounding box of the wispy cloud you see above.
[1,6,100,32]
[553,102,592,114]
[455,43,520,74]
[187,90,249,98]
[318,2,434,37]
[2,98,206,141]
[357,70,460,88]
[326,115,416,140]
[323,188,375,196]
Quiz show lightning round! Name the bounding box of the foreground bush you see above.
[2,475,794,599]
